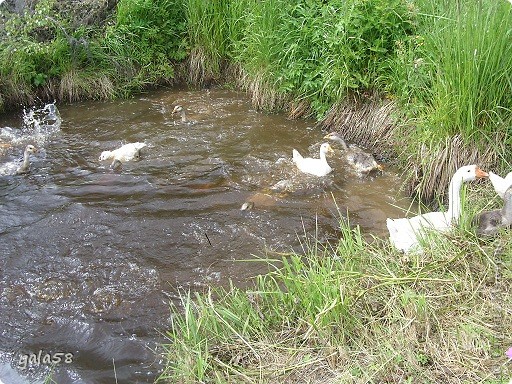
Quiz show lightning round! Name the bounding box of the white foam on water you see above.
[1,102,62,147]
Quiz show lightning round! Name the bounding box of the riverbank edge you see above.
[157,202,512,383]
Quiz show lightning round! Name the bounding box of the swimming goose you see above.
[292,142,334,177]
[474,186,512,235]
[324,132,382,174]
[386,165,488,253]
[0,144,37,175]
[172,105,197,124]
[99,142,146,168]
[488,171,512,198]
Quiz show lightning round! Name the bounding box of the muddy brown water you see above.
[0,88,413,383]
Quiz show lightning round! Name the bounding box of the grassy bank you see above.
[159,186,512,383]
[0,0,187,107]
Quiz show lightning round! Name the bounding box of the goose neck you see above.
[22,150,31,167]
[319,148,328,163]
[447,176,463,220]
[335,137,348,150]
[502,190,512,221]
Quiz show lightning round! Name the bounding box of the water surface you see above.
[0,88,412,383]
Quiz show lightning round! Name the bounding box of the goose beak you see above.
[475,167,488,178]
[377,163,384,171]
[323,133,333,140]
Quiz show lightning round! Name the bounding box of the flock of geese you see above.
[292,132,383,176]
[0,142,147,175]
[2,103,511,254]
[290,131,512,253]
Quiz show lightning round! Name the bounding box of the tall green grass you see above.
[103,0,187,92]
[181,0,414,115]
[418,0,512,143]
[184,0,232,83]
[231,0,415,116]
[159,207,512,382]
[391,0,512,203]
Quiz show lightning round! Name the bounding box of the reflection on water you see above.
[0,88,412,383]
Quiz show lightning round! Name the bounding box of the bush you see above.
[233,0,415,117]
[103,0,187,92]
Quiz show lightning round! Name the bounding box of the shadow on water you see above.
[0,88,413,383]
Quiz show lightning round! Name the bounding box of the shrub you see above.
[104,0,187,91]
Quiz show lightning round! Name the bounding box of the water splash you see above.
[22,102,62,143]
[0,102,62,147]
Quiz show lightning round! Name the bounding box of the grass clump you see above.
[103,0,187,93]
[417,0,512,143]
[159,211,512,383]
[183,0,234,84]
[235,0,415,117]
[0,0,79,105]
[0,0,188,110]
[183,0,415,115]
[376,0,512,203]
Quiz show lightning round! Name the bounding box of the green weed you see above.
[159,209,512,382]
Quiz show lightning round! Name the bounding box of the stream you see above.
[0,88,413,383]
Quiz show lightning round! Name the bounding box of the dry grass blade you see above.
[319,92,400,160]
[404,134,503,204]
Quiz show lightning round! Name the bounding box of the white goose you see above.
[0,144,37,175]
[324,132,382,174]
[387,165,488,253]
[292,142,334,177]
[99,142,147,168]
[488,171,512,198]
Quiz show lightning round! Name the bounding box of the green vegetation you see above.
[159,188,512,382]
[1,0,511,197]
[0,0,187,106]
[235,0,414,117]
[419,1,512,142]
[104,0,187,93]
[396,0,512,201]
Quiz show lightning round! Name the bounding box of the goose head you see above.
[323,132,348,149]
[172,105,184,115]
[99,151,113,161]
[453,165,488,183]
[172,105,189,123]
[24,144,37,155]
[323,132,343,142]
[319,142,334,156]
